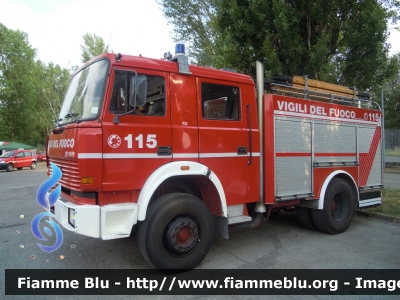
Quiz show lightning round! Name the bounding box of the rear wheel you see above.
[30,161,37,169]
[6,164,13,172]
[297,207,316,230]
[311,178,355,234]
[138,193,214,269]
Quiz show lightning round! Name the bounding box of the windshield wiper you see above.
[64,112,79,119]
[55,117,63,124]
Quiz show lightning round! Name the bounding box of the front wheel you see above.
[138,193,214,269]
[6,164,13,172]
[311,178,355,234]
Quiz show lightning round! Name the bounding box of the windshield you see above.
[0,151,15,158]
[58,59,108,124]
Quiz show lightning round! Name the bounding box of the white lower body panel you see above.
[53,198,138,240]
[227,204,251,224]
[359,197,381,208]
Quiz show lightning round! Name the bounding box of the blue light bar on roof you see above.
[175,44,185,55]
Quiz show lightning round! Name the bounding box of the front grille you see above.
[49,158,80,189]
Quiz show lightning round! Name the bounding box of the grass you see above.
[364,188,400,217]
[384,166,400,173]
[385,147,400,158]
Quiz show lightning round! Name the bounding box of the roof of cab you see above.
[79,53,255,86]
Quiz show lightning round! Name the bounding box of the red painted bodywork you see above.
[47,53,381,210]
[263,94,381,204]
[36,152,46,162]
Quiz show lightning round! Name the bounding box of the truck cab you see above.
[48,48,262,269]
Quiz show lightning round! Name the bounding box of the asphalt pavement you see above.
[1,164,400,300]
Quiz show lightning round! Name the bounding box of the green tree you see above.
[215,0,399,90]
[0,23,71,147]
[382,54,400,129]
[80,33,111,63]
[33,62,70,137]
[158,0,400,90]
[157,0,218,66]
[0,23,37,144]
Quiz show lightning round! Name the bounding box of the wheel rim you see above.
[330,192,346,222]
[163,215,199,255]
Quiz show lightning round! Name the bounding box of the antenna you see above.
[105,33,112,52]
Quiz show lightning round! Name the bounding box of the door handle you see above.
[246,104,252,165]
[158,146,171,156]
[237,146,248,155]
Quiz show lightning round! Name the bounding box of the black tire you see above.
[297,207,316,230]
[311,178,356,234]
[6,164,13,172]
[165,179,193,195]
[17,167,22,170]
[30,161,37,169]
[138,193,214,269]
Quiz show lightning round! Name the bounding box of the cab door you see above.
[197,79,249,205]
[23,151,33,167]
[14,151,25,168]
[102,68,171,193]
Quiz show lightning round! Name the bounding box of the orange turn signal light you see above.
[81,177,94,184]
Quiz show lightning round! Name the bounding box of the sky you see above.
[0,0,400,70]
[0,0,177,69]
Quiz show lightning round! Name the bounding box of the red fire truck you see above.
[48,45,382,269]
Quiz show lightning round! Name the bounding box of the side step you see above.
[228,204,252,225]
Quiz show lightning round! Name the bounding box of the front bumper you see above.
[52,198,138,240]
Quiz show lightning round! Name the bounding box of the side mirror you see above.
[129,75,147,108]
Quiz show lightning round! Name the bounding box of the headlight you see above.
[68,208,76,227]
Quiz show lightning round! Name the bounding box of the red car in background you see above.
[36,152,47,162]
[0,150,37,172]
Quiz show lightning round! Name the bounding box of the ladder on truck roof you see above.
[264,75,376,109]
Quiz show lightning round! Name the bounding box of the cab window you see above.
[110,72,165,116]
[201,83,240,120]
[16,152,24,158]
